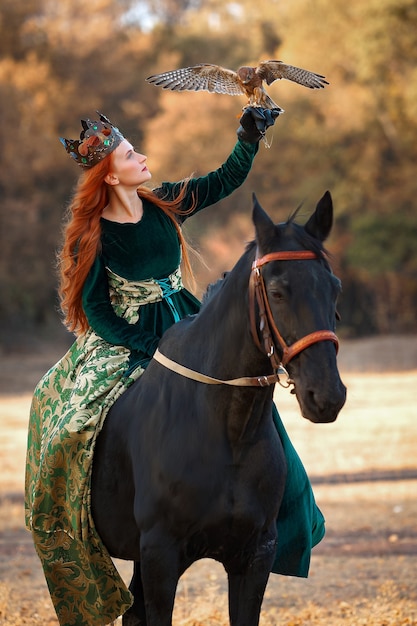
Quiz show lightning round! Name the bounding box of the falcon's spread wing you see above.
[146,64,246,96]
[256,60,328,89]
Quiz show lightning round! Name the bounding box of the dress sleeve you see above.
[158,139,259,219]
[82,256,160,355]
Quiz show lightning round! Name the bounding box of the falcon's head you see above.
[237,66,255,84]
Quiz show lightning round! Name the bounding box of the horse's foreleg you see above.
[138,530,180,626]
[122,562,147,626]
[227,566,271,626]
[227,536,276,626]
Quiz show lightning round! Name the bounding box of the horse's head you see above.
[252,192,346,423]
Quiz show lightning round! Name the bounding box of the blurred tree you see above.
[146,0,202,26]
[0,0,416,345]
[0,0,157,339]
[0,0,44,59]
[345,214,417,333]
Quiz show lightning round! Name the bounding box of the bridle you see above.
[249,249,339,370]
[153,248,339,388]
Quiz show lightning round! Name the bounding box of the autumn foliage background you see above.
[1,0,417,347]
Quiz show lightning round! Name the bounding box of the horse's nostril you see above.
[303,384,346,423]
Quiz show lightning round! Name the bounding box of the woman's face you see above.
[107,139,152,187]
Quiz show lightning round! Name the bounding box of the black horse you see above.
[91,192,346,626]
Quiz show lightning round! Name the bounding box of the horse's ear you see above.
[304,190,333,242]
[252,193,276,251]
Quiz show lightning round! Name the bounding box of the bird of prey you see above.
[146,60,329,112]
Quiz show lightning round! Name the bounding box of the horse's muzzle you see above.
[297,379,347,423]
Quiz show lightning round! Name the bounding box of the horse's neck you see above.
[161,269,275,442]
[225,387,275,445]
[187,267,272,380]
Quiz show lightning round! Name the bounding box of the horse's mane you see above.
[287,215,329,258]
[201,273,229,307]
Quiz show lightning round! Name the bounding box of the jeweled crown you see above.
[59,113,125,168]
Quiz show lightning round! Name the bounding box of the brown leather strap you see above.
[249,269,281,370]
[250,248,339,367]
[280,330,339,365]
[253,250,319,268]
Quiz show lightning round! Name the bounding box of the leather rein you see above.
[153,249,339,388]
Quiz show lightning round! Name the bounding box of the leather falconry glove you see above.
[237,107,281,144]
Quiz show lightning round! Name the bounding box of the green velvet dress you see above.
[25,139,324,626]
[82,140,261,364]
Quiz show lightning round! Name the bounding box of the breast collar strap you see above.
[153,348,285,387]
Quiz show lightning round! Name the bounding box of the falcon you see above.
[146,60,329,111]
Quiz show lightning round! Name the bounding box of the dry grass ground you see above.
[1,335,417,625]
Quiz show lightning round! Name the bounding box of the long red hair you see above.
[59,156,195,335]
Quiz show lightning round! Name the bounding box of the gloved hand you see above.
[237,107,281,144]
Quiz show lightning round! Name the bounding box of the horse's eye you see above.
[267,278,288,302]
[269,289,285,301]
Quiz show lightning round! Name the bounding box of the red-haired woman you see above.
[25,111,324,626]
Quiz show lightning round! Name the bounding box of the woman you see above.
[25,109,324,626]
